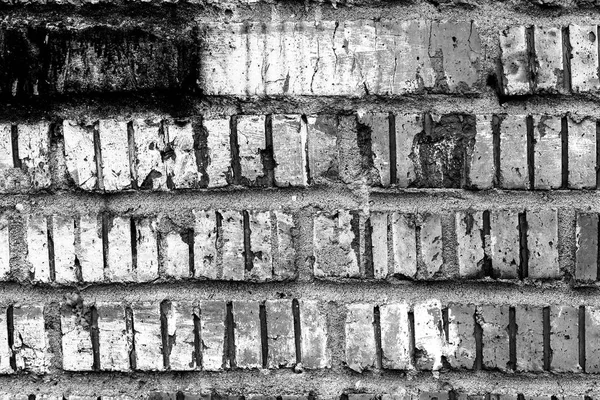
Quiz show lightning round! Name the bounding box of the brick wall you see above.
[0,0,599,398]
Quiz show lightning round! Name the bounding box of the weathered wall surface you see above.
[0,0,600,398]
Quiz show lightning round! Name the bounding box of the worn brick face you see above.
[345,303,376,372]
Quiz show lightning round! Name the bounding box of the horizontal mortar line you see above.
[1,280,599,306]
[1,370,600,397]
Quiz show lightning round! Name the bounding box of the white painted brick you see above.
[97,302,131,371]
[371,212,388,279]
[26,214,50,283]
[420,214,443,278]
[469,115,494,189]
[391,212,417,278]
[360,113,390,186]
[570,25,600,93]
[272,115,307,187]
[193,210,218,279]
[132,118,167,190]
[106,216,133,282]
[306,115,338,184]
[266,300,295,368]
[299,300,330,369]
[13,304,50,373]
[533,115,562,190]
[60,304,93,371]
[455,211,485,278]
[500,115,529,189]
[200,301,226,371]
[248,211,272,281]
[395,114,422,187]
[313,210,359,278]
[568,117,596,189]
[203,118,231,188]
[0,306,12,374]
[414,299,449,371]
[345,303,376,372]
[0,123,13,171]
[132,302,163,371]
[53,215,77,284]
[63,120,97,190]
[134,218,159,282]
[98,120,130,191]
[237,115,266,183]
[490,210,520,279]
[0,214,10,280]
[164,120,198,189]
[528,209,559,279]
[18,122,51,189]
[380,302,412,370]
[273,210,295,280]
[167,301,197,371]
[161,230,189,279]
[77,214,104,283]
[500,26,531,95]
[220,210,245,281]
[233,301,261,369]
[534,26,564,93]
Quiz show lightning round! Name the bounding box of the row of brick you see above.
[5,208,600,284]
[148,395,594,400]
[6,112,600,192]
[6,299,600,374]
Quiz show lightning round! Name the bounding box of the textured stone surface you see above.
[568,117,596,189]
[391,212,417,278]
[490,210,520,279]
[447,303,476,369]
[360,113,390,186]
[233,301,261,369]
[13,304,50,373]
[575,212,598,282]
[499,115,529,189]
[106,216,134,282]
[220,210,245,281]
[161,229,190,279]
[163,120,198,189]
[313,210,359,278]
[345,303,376,372]
[63,120,97,190]
[370,212,389,279]
[265,300,295,368]
[78,214,104,283]
[53,215,77,284]
[533,115,562,190]
[380,302,412,370]
[534,26,564,93]
[132,302,163,371]
[272,115,307,187]
[395,114,422,188]
[18,123,51,190]
[469,115,494,189]
[455,211,485,278]
[202,118,232,188]
[299,300,330,369]
[135,218,160,282]
[306,115,339,184]
[199,301,226,371]
[273,211,296,280]
[551,305,581,372]
[500,26,530,95]
[166,301,197,371]
[193,210,218,280]
[61,303,93,371]
[527,209,559,279]
[515,306,543,372]
[98,120,130,191]
[237,115,266,185]
[569,25,600,93]
[248,211,273,281]
[26,214,50,283]
[414,299,451,371]
[585,306,600,373]
[132,118,167,190]
[420,214,443,278]
[477,305,510,371]
[97,302,131,371]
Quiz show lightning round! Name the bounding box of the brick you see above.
[0,306,12,374]
[420,214,443,278]
[202,118,231,188]
[199,301,226,371]
[220,210,245,281]
[447,303,476,369]
[106,216,134,282]
[53,215,77,284]
[527,209,559,279]
[313,210,359,278]
[248,211,273,281]
[380,302,412,370]
[165,301,197,371]
[515,306,543,372]
[395,114,422,187]
[78,214,103,283]
[391,212,417,278]
[233,301,261,369]
[468,115,494,189]
[569,25,600,93]
[568,117,596,189]
[371,212,389,279]
[0,123,22,193]
[360,113,390,186]
[272,115,307,187]
[500,26,531,95]
[62,120,97,190]
[455,211,485,278]
[533,115,562,190]
[132,118,167,190]
[534,27,565,93]
[60,302,93,371]
[476,305,510,371]
[575,213,598,282]
[237,115,266,184]
[98,120,130,191]
[13,304,50,373]
[299,300,330,369]
[306,115,339,184]
[193,210,218,280]
[414,299,446,370]
[345,303,376,372]
[266,300,295,368]
[490,210,520,279]
[585,306,600,373]
[26,214,50,283]
[17,123,51,190]
[134,218,159,282]
[132,302,163,371]
[499,115,529,189]
[0,214,9,280]
[551,305,581,372]
[163,120,198,189]
[420,393,449,400]
[161,229,190,279]
[273,210,296,280]
[97,302,131,371]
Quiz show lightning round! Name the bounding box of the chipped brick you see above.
[345,303,376,372]
[299,300,330,369]
[233,301,262,369]
[527,209,559,279]
[313,210,359,278]
[380,302,412,370]
[62,120,97,190]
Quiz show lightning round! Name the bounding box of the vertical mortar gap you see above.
[543,306,551,371]
[101,213,109,281]
[160,300,171,370]
[474,307,483,371]
[302,115,311,184]
[518,211,529,280]
[373,305,382,369]
[216,211,224,279]
[526,115,535,190]
[225,302,236,369]
[492,115,501,188]
[580,305,586,372]
[243,211,253,273]
[125,306,136,371]
[408,309,416,367]
[230,115,241,185]
[264,115,274,187]
[127,121,137,190]
[176,392,185,400]
[388,112,397,185]
[415,217,422,277]
[292,299,302,365]
[130,218,137,275]
[364,214,374,279]
[482,210,492,277]
[188,227,195,278]
[93,121,104,190]
[193,305,202,369]
[563,26,572,93]
[596,120,600,189]
[597,212,600,282]
[7,305,15,371]
[10,125,20,169]
[526,26,536,92]
[259,302,268,369]
[561,116,569,189]
[508,306,517,371]
[74,217,83,282]
[46,217,55,283]
[90,304,100,371]
[442,307,449,343]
